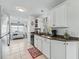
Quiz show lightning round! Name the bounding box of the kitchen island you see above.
[31,32,79,59]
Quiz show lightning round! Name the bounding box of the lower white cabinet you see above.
[42,38,51,59]
[37,36,42,51]
[66,42,79,59]
[35,35,51,59]
[34,35,79,59]
[51,40,66,59]
[34,35,38,48]
[34,35,42,51]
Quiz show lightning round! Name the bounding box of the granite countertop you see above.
[31,32,79,42]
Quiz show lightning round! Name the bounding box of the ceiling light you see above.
[18,9,24,12]
[16,7,25,12]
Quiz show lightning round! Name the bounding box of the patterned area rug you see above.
[28,47,42,59]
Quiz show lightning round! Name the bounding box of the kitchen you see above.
[0,0,79,59]
[30,0,79,59]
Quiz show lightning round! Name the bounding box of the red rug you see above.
[28,47,42,59]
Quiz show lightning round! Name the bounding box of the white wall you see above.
[57,0,79,37]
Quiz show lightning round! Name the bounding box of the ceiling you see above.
[0,0,66,18]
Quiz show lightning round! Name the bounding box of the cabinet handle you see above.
[64,43,68,45]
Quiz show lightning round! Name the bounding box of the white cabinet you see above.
[54,4,67,27]
[48,3,67,27]
[51,40,66,59]
[50,41,79,59]
[41,37,44,53]
[34,35,79,59]
[37,36,42,51]
[34,35,38,48]
[34,35,42,51]
[42,38,51,59]
[35,35,51,59]
[48,10,54,27]
[66,42,79,59]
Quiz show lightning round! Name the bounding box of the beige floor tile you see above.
[20,51,27,56]
[7,53,21,59]
[21,55,32,59]
[35,55,48,59]
[21,55,27,59]
[5,39,47,59]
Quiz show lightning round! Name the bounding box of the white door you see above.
[51,40,66,59]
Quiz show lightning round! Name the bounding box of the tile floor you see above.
[4,39,47,59]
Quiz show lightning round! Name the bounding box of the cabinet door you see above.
[34,35,38,48]
[48,10,54,27]
[66,42,79,59]
[37,36,42,51]
[42,38,51,59]
[45,39,51,59]
[40,37,43,51]
[42,38,45,54]
[51,40,66,59]
[54,4,67,27]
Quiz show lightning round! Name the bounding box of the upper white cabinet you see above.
[48,2,68,27]
[54,3,67,27]
[48,10,54,27]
